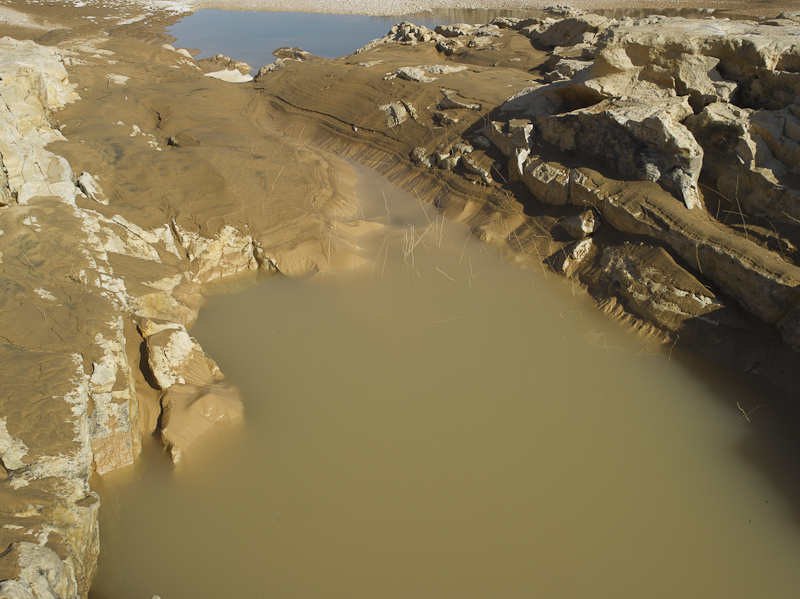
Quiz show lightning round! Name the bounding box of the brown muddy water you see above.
[89,163,800,598]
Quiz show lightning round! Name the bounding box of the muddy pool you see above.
[89,10,800,599]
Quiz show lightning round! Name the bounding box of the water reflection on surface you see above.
[90,165,800,599]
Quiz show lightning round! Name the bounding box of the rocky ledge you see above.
[258,9,800,379]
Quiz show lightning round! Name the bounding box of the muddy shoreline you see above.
[1,0,800,596]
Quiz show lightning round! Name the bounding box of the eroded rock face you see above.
[0,25,370,597]
[481,12,800,352]
[0,38,104,599]
[495,13,800,214]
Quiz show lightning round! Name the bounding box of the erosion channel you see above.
[98,8,800,597]
[91,164,800,597]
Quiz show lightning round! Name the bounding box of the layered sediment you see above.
[0,1,799,597]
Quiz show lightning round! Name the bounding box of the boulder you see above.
[199,53,252,75]
[144,326,244,463]
[435,23,475,38]
[598,243,725,332]
[77,172,107,204]
[561,209,600,239]
[686,102,800,224]
[553,237,594,276]
[525,14,611,48]
[535,96,704,210]
[518,154,570,205]
[411,147,434,168]
[160,383,243,464]
[380,102,412,127]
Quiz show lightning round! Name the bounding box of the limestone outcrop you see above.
[480,13,800,351]
[0,27,345,598]
[0,37,107,599]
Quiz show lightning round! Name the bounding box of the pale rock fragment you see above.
[392,66,437,83]
[561,209,600,239]
[686,102,800,224]
[599,243,725,332]
[468,36,495,50]
[519,156,570,204]
[461,155,493,184]
[0,418,29,471]
[171,224,261,283]
[424,64,467,75]
[453,141,473,154]
[146,327,206,390]
[77,172,107,204]
[357,22,442,52]
[438,153,460,171]
[554,237,594,276]
[436,38,463,56]
[533,96,704,210]
[379,102,411,127]
[438,90,481,110]
[204,69,253,83]
[433,111,458,126]
[435,23,475,38]
[106,73,129,84]
[411,147,434,168]
[400,100,419,120]
[8,543,79,599]
[525,14,610,47]
[253,58,295,79]
[200,53,252,75]
[144,326,243,464]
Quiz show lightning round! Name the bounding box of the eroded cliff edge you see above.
[0,7,377,596]
[1,4,800,598]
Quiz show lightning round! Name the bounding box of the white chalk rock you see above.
[204,69,253,83]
